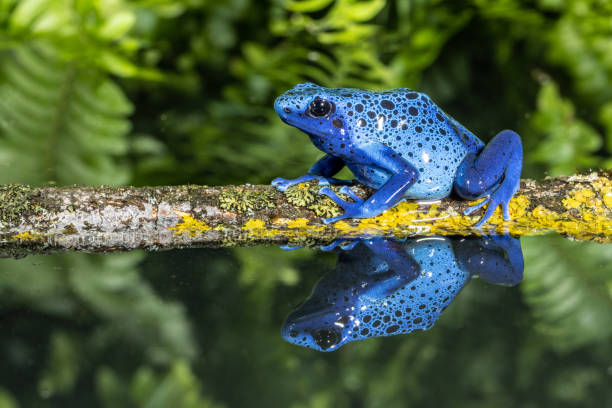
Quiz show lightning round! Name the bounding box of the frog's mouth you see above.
[278,114,322,137]
[275,100,329,139]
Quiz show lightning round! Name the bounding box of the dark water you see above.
[0,234,611,407]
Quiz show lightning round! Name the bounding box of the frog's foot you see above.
[319,239,359,251]
[465,183,515,228]
[455,130,523,228]
[318,186,366,224]
[271,175,321,191]
[271,175,351,192]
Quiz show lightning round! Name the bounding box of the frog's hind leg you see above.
[452,235,524,286]
[453,130,523,227]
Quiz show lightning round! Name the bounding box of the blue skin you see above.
[281,235,523,351]
[272,83,523,227]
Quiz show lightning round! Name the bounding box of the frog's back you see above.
[347,237,469,339]
[345,88,484,198]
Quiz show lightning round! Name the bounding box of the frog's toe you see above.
[473,200,499,228]
[502,201,512,221]
[279,244,304,251]
[464,196,490,216]
[322,214,349,224]
[318,186,349,208]
[318,186,335,197]
[339,186,363,202]
[319,241,340,251]
[339,240,359,250]
[319,239,345,251]
[271,177,291,191]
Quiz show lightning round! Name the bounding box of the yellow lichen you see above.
[12,231,46,241]
[170,215,211,236]
[287,218,311,228]
[509,195,530,218]
[531,205,559,220]
[592,177,612,209]
[230,179,611,243]
[563,189,596,209]
[242,219,266,230]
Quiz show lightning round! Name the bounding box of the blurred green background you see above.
[0,0,611,406]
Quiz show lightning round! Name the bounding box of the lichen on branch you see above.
[0,171,610,257]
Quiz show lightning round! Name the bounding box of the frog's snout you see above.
[274,96,291,122]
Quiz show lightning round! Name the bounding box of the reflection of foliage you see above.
[0,0,611,406]
[522,235,612,351]
[0,390,17,408]
[97,361,225,408]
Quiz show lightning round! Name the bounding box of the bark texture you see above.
[0,171,610,257]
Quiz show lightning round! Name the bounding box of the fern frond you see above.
[0,42,132,185]
[521,236,612,352]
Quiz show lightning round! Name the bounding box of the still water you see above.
[0,234,610,407]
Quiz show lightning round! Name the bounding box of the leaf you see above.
[0,42,132,185]
[98,10,136,40]
[332,0,386,22]
[9,0,51,29]
[285,0,334,13]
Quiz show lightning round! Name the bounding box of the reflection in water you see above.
[282,235,524,351]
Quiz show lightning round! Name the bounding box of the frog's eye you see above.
[308,98,333,118]
[311,328,341,350]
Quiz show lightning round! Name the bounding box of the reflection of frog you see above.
[281,235,523,352]
[272,83,523,227]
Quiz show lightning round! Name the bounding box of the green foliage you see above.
[0,43,132,185]
[521,235,612,351]
[97,362,224,408]
[0,0,164,80]
[527,79,603,176]
[37,332,80,398]
[0,252,196,362]
[545,0,612,104]
[0,389,18,408]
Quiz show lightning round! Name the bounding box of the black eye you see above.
[312,329,342,350]
[308,98,332,117]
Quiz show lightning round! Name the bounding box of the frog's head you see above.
[280,241,446,352]
[281,304,355,352]
[274,82,356,142]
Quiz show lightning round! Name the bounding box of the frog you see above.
[281,234,524,351]
[271,83,523,227]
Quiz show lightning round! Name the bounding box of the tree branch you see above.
[0,171,610,257]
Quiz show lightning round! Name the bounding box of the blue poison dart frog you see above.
[281,235,524,352]
[272,83,523,227]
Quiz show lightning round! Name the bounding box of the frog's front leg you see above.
[271,154,350,192]
[319,143,419,224]
[454,130,523,227]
